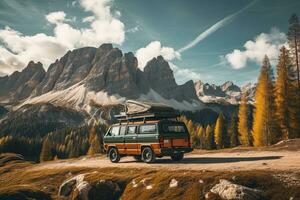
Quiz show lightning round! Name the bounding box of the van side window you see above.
[139,124,156,134]
[127,126,137,134]
[110,126,120,136]
[120,125,126,135]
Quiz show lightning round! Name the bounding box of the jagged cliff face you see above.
[0,44,202,111]
[0,61,45,102]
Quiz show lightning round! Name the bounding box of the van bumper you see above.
[160,147,193,156]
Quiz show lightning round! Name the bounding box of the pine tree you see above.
[40,137,52,162]
[198,125,205,149]
[238,93,250,146]
[252,55,277,146]
[275,46,292,139]
[287,14,300,139]
[228,114,239,147]
[287,14,300,91]
[214,112,224,149]
[205,125,214,150]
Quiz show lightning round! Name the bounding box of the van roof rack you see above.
[115,100,179,122]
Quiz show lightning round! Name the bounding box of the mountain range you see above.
[0,44,257,136]
[0,44,204,112]
[0,44,255,110]
[194,80,255,105]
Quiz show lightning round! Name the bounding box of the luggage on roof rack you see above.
[115,100,179,122]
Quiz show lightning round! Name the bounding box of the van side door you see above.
[124,125,138,155]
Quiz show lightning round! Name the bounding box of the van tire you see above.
[142,147,156,163]
[171,153,184,161]
[133,155,142,162]
[108,148,120,163]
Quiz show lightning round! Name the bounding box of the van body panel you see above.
[103,119,193,157]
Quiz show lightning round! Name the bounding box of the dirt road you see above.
[33,150,300,172]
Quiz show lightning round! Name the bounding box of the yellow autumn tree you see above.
[40,137,53,162]
[252,55,277,146]
[238,93,250,146]
[87,124,101,155]
[214,112,224,149]
[275,46,292,139]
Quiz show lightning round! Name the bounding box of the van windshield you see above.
[162,124,187,134]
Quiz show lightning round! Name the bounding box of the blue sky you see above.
[0,0,299,85]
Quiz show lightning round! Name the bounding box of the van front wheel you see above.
[142,147,156,163]
[108,148,120,163]
[171,153,184,161]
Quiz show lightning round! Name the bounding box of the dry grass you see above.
[0,153,299,200]
[191,138,300,155]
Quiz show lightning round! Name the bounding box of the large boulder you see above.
[59,174,91,200]
[59,174,121,200]
[210,179,263,200]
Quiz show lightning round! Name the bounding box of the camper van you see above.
[103,100,193,163]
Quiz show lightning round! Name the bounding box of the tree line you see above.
[186,14,300,149]
[0,122,107,162]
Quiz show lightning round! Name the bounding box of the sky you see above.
[0,0,299,86]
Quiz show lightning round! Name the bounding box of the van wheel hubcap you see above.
[145,152,151,160]
[111,152,117,160]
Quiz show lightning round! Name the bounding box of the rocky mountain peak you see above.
[221,81,240,92]
[26,61,44,71]
[0,61,46,102]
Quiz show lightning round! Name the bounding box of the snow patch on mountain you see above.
[139,89,204,111]
[22,83,204,112]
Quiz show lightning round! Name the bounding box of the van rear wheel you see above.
[142,147,156,163]
[171,153,184,161]
[108,148,120,163]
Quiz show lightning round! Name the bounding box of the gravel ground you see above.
[31,150,300,172]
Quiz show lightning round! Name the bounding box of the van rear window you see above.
[163,124,186,133]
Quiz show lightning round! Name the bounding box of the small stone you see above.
[169,179,178,188]
[205,191,218,200]
[232,176,237,181]
[146,185,153,190]
[199,179,204,184]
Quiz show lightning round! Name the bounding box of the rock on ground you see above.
[58,174,91,200]
[210,179,263,200]
[58,174,121,200]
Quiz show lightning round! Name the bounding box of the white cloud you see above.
[82,16,95,23]
[46,11,67,24]
[169,62,201,84]
[225,28,287,69]
[135,41,181,69]
[0,27,67,75]
[0,0,125,75]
